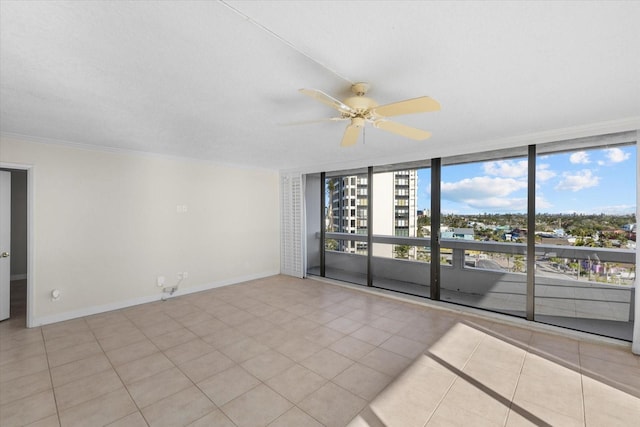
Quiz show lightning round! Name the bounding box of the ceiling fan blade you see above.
[372,96,440,118]
[279,117,347,126]
[374,120,432,140]
[299,88,354,114]
[341,123,361,147]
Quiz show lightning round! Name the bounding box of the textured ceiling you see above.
[1,1,639,172]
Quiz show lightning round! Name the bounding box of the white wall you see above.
[0,136,280,325]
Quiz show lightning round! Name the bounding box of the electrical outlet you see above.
[157,276,165,287]
[182,272,188,279]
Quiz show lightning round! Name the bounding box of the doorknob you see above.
[1,252,9,258]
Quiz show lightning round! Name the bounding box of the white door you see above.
[0,171,10,321]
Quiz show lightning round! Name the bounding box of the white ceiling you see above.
[1,1,639,172]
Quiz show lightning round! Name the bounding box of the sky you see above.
[417,145,637,215]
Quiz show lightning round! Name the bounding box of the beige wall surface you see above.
[0,136,280,325]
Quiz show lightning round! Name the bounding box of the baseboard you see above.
[31,270,280,327]
[11,273,27,281]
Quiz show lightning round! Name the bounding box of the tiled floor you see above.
[0,275,638,427]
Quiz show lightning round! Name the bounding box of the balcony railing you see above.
[320,232,635,340]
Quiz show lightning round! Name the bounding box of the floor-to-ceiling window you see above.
[371,166,432,297]
[439,153,529,317]
[322,170,369,286]
[534,142,637,340]
[305,132,637,341]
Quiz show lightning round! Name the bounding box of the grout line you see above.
[38,325,63,427]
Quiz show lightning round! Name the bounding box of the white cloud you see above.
[536,163,556,182]
[603,147,630,163]
[441,176,527,211]
[569,151,590,164]
[554,169,599,192]
[586,204,637,215]
[483,160,528,178]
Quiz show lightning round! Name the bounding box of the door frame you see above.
[0,162,35,328]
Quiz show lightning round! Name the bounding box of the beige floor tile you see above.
[333,363,393,401]
[299,382,367,427]
[90,322,139,341]
[46,340,103,368]
[178,349,235,382]
[505,404,583,427]
[219,337,270,363]
[0,389,57,427]
[426,323,485,370]
[244,302,279,318]
[368,357,455,427]
[252,327,291,348]
[42,320,89,341]
[197,365,261,406]
[276,336,324,362]
[0,326,43,345]
[219,310,256,327]
[303,325,345,346]
[0,369,52,406]
[512,372,584,422]
[85,311,130,331]
[186,409,236,427]
[0,341,46,365]
[263,309,300,325]
[150,327,198,350]
[174,310,215,328]
[280,317,320,335]
[579,341,638,367]
[580,354,640,396]
[360,348,412,377]
[368,316,408,334]
[241,349,295,381]
[138,318,183,338]
[467,335,526,374]
[234,317,278,337]
[348,406,386,427]
[44,332,96,353]
[58,387,137,427]
[200,325,247,348]
[184,318,228,337]
[301,348,354,379]
[163,338,214,365]
[221,383,292,427]
[269,406,323,427]
[303,309,341,325]
[487,323,532,346]
[330,335,376,361]
[0,354,49,383]
[350,325,392,346]
[325,316,364,335]
[582,374,640,426]
[127,367,192,408]
[427,401,503,427]
[50,353,112,387]
[98,329,148,352]
[54,368,123,410]
[26,414,61,427]
[105,411,148,427]
[141,385,215,427]
[379,335,426,359]
[438,375,513,425]
[105,339,158,366]
[115,352,174,385]
[265,364,327,403]
[520,351,581,380]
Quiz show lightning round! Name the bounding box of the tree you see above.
[394,245,410,259]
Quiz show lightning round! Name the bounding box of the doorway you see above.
[0,166,29,327]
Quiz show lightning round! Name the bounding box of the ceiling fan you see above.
[299,82,440,147]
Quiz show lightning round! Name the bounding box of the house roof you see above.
[1,1,639,172]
